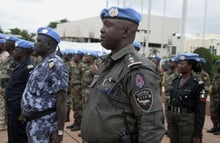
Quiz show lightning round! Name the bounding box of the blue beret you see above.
[199,58,206,64]
[85,50,98,58]
[0,39,6,44]
[215,60,220,65]
[152,55,161,60]
[177,53,199,61]
[0,33,7,39]
[37,27,61,43]
[133,41,141,49]
[6,36,20,42]
[170,56,178,62]
[100,7,142,25]
[15,40,34,49]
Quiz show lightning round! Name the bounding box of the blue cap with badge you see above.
[0,39,6,44]
[215,60,220,65]
[100,6,142,25]
[176,53,199,61]
[37,27,61,43]
[15,39,34,49]
[85,50,98,58]
[0,33,7,39]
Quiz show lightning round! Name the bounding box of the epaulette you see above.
[194,77,204,85]
[126,54,142,68]
[27,64,34,69]
[48,58,55,69]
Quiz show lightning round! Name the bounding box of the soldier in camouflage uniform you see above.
[164,57,178,134]
[0,39,9,131]
[66,50,84,131]
[0,36,18,131]
[81,51,98,109]
[207,60,220,133]
[62,51,73,122]
[193,58,210,99]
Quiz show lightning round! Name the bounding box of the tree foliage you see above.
[48,19,69,28]
[9,28,36,41]
[194,47,214,77]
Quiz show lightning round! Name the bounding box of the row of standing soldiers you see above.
[62,50,99,131]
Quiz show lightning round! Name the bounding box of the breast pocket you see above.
[96,76,117,95]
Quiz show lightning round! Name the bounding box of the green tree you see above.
[149,48,160,57]
[194,47,213,77]
[9,28,35,41]
[48,19,69,28]
[0,27,4,33]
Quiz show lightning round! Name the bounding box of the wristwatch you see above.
[57,130,64,136]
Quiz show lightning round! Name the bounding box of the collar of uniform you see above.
[111,44,134,61]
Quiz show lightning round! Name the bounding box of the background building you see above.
[184,33,220,55]
[56,14,180,57]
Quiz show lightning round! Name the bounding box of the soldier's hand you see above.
[192,137,201,143]
[18,113,26,123]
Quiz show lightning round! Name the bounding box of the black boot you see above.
[66,122,75,129]
[214,128,220,135]
[70,121,81,131]
[207,124,218,133]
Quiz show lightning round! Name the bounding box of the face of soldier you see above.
[177,60,192,74]
[11,47,26,61]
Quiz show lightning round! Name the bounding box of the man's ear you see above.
[122,27,130,38]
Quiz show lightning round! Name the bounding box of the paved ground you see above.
[0,97,220,143]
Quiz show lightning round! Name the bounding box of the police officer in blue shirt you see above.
[5,39,34,143]
[167,53,206,143]
[21,27,68,143]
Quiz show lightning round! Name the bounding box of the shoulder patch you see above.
[48,58,55,68]
[134,88,153,112]
[27,64,34,69]
[134,73,145,88]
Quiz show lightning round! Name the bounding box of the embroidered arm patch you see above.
[134,88,153,112]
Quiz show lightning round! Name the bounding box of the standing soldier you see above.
[0,38,9,131]
[62,50,73,122]
[0,36,19,131]
[81,7,165,143]
[81,50,98,109]
[167,53,206,143]
[164,57,178,135]
[207,60,220,133]
[66,50,84,131]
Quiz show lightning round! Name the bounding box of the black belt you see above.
[168,105,193,114]
[26,108,56,121]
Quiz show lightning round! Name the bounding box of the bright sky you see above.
[1,0,220,35]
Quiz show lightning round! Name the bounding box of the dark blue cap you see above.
[215,60,220,65]
[100,7,142,25]
[0,39,6,44]
[37,27,61,43]
[133,41,141,49]
[177,53,199,61]
[15,40,34,49]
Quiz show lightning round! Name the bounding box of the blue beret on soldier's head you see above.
[85,50,98,58]
[176,53,199,61]
[6,36,20,42]
[15,40,34,49]
[0,39,6,44]
[37,27,61,43]
[0,33,7,39]
[152,55,161,61]
[100,6,142,25]
[133,41,141,49]
[215,60,220,65]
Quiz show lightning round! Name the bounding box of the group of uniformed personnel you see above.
[1,5,220,143]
